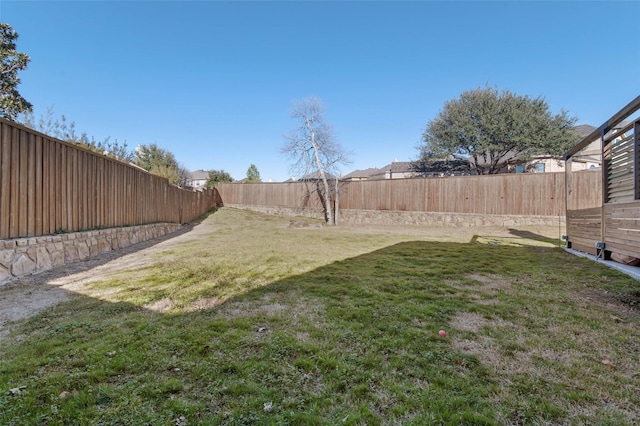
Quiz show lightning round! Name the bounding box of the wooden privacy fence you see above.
[218,172,601,217]
[0,118,220,240]
[217,181,325,210]
[340,173,567,216]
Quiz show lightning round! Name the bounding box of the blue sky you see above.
[2,1,639,182]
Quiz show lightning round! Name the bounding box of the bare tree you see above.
[176,164,190,188]
[282,97,350,225]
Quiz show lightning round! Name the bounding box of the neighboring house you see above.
[507,155,566,174]
[506,124,599,174]
[185,169,209,190]
[341,126,598,180]
[343,161,421,181]
[291,170,339,182]
[564,124,604,172]
[370,161,418,179]
[342,159,473,181]
[341,167,381,182]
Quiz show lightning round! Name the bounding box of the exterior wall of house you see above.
[510,158,569,174]
[566,139,602,172]
[186,178,207,189]
[534,159,565,173]
[570,161,600,171]
[541,158,601,173]
[389,171,417,179]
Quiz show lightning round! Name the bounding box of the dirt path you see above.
[0,221,207,341]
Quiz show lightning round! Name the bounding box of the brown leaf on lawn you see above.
[601,356,616,368]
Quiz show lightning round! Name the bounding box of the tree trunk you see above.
[309,128,333,225]
[334,176,339,226]
[319,171,333,225]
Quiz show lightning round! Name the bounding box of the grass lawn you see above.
[1,207,639,425]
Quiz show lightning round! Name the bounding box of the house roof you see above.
[187,169,209,180]
[574,124,597,138]
[343,159,474,180]
[565,95,640,159]
[342,167,380,180]
[297,170,339,181]
[378,161,415,173]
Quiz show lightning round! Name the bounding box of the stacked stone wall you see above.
[224,204,565,228]
[224,204,326,221]
[339,209,565,227]
[0,223,182,285]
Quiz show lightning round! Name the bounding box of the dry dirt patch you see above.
[450,311,515,333]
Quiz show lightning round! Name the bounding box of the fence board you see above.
[18,129,28,237]
[0,123,10,238]
[34,134,43,236]
[10,126,17,237]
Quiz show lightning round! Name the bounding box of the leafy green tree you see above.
[0,23,32,120]
[205,169,233,188]
[134,143,182,184]
[416,87,580,175]
[245,164,261,182]
[134,143,177,171]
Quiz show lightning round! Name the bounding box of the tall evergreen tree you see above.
[0,23,32,120]
[245,164,261,182]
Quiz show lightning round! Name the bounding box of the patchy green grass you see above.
[1,208,639,425]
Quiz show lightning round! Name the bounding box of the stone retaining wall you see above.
[339,209,565,227]
[225,204,565,228]
[224,204,326,220]
[0,223,182,285]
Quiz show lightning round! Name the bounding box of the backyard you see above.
[1,207,639,425]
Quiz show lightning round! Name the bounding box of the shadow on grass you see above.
[468,230,561,249]
[507,228,561,246]
[1,237,638,425]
